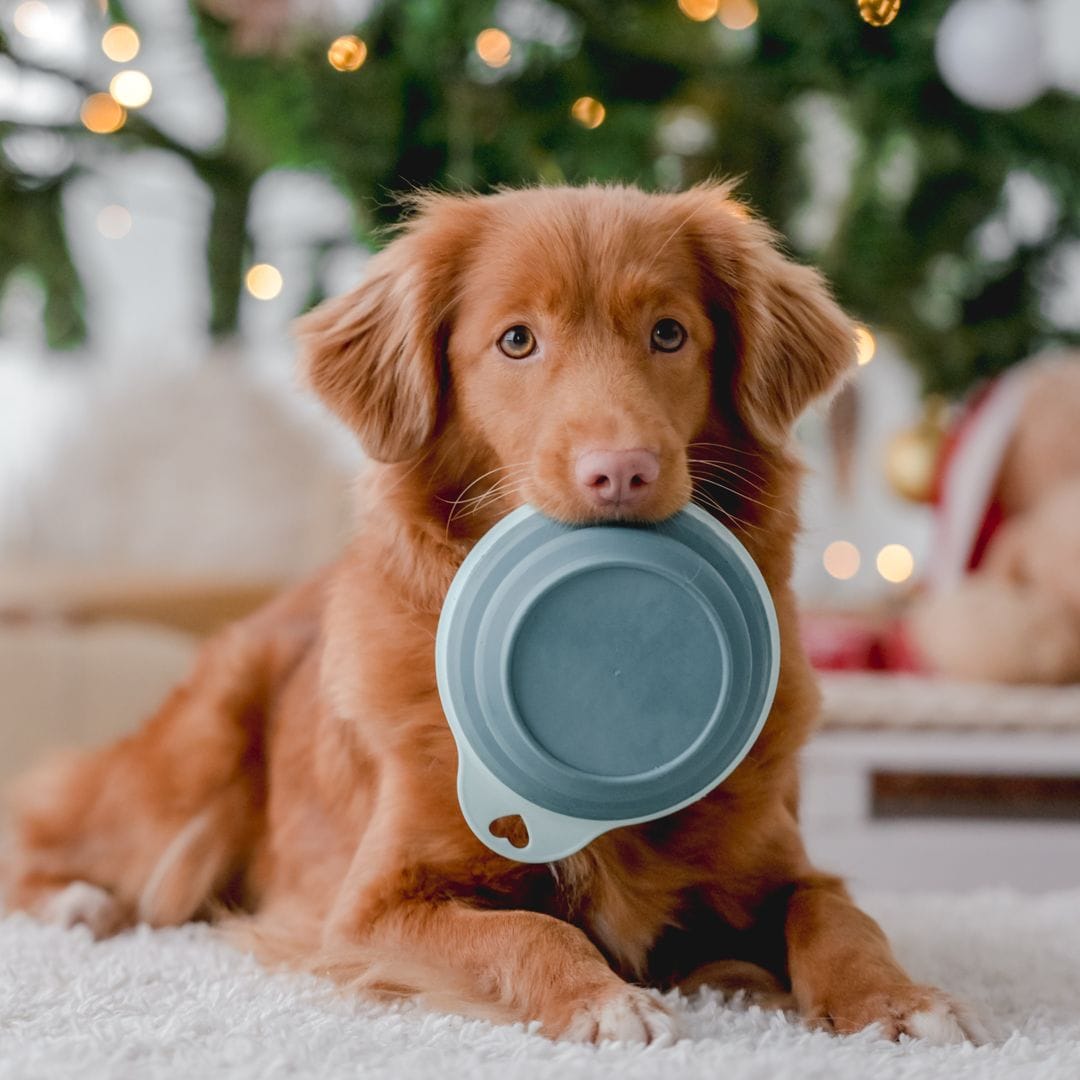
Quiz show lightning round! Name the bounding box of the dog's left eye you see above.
[651,318,687,353]
[498,325,537,359]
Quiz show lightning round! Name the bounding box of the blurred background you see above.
[2,0,1080,892]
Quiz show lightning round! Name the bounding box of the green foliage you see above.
[2,0,1078,394]
[0,174,85,348]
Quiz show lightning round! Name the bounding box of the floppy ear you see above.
[679,185,856,446]
[294,196,477,463]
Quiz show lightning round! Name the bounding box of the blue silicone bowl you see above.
[435,504,779,863]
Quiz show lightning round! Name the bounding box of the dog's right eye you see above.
[498,325,537,360]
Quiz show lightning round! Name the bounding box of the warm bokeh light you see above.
[855,325,876,365]
[101,24,140,62]
[327,35,367,72]
[13,1,51,39]
[96,204,132,239]
[859,0,902,28]
[109,70,152,109]
[717,0,759,30]
[245,264,283,301]
[475,28,512,68]
[823,541,861,581]
[80,93,126,134]
[876,544,915,584]
[571,96,606,129]
[677,0,719,21]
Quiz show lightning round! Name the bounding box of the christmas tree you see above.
[2,0,1078,397]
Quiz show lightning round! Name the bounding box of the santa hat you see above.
[926,361,1038,592]
[804,357,1048,673]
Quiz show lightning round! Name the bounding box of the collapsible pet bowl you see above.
[435,504,780,863]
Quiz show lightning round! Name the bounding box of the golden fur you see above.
[3,184,980,1043]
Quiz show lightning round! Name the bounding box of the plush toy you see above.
[906,354,1080,683]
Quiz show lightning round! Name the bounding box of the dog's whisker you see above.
[442,463,531,535]
[686,456,770,487]
[688,441,770,462]
[687,471,786,512]
[686,459,771,495]
[693,476,796,520]
[690,477,786,514]
[688,465,794,515]
[459,476,524,509]
[690,492,764,537]
[443,475,525,510]
[437,462,530,507]
[454,482,530,524]
[685,453,764,479]
[689,478,773,534]
[445,474,531,535]
[688,439,766,454]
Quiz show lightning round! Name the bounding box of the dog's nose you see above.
[575,449,660,507]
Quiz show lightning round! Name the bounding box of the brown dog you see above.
[3,184,981,1045]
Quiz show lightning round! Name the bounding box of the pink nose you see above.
[575,449,661,507]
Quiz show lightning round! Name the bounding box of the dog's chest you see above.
[551,839,696,979]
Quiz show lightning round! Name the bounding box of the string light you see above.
[571,96,606,129]
[475,28,512,68]
[854,325,876,365]
[876,544,915,584]
[80,93,126,134]
[12,1,51,39]
[327,35,367,72]
[717,0,759,30]
[246,264,283,301]
[858,0,901,28]
[101,25,140,63]
[109,70,152,109]
[96,205,131,239]
[823,541,861,581]
[677,0,719,20]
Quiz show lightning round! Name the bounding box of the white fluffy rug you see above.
[2,889,1078,1080]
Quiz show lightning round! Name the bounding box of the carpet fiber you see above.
[2,889,1079,1079]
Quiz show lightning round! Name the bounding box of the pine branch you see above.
[0,49,250,184]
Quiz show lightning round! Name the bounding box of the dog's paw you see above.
[39,882,126,939]
[826,985,987,1045]
[562,986,678,1045]
[901,990,989,1046]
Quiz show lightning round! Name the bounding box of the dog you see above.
[3,183,982,1045]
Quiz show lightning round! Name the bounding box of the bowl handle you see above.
[454,741,612,863]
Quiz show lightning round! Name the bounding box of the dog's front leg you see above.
[328,896,677,1043]
[309,752,676,1044]
[784,872,986,1043]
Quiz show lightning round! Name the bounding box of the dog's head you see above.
[298,184,854,529]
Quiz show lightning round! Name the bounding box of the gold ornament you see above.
[885,396,948,503]
[858,0,901,27]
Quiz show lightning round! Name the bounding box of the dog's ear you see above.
[679,185,856,446]
[295,196,478,463]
